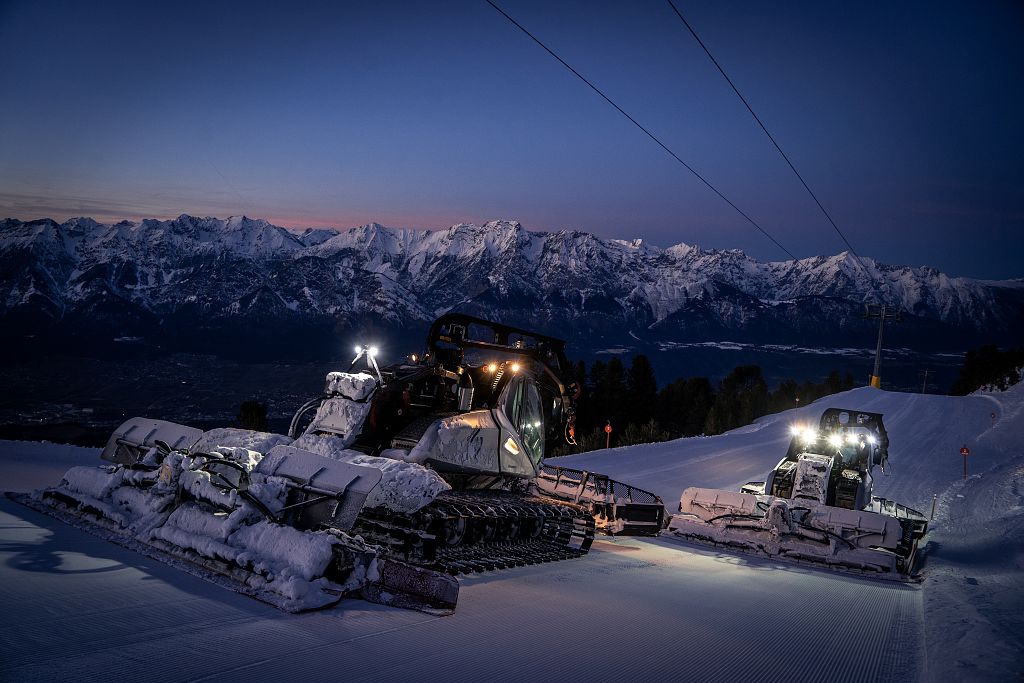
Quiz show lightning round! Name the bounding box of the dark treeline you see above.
[554,355,853,455]
[950,345,1024,395]
[236,400,268,432]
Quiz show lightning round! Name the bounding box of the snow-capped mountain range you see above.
[1,214,1020,360]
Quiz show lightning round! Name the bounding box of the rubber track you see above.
[354,490,596,575]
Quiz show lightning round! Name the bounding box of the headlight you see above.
[828,434,843,448]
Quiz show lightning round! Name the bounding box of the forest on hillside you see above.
[554,356,854,455]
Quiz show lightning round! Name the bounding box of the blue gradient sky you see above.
[1,1,1021,278]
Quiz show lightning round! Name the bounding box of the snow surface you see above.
[548,384,1024,680]
[0,384,1021,681]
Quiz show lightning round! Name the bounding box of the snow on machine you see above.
[668,408,929,579]
[17,314,662,613]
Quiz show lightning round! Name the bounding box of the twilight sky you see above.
[1,1,1021,278]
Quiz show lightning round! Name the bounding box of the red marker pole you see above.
[960,445,970,479]
[605,421,612,449]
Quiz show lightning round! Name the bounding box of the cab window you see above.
[518,381,544,462]
[503,376,544,463]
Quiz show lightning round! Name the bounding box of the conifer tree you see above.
[705,365,767,435]
[625,354,658,427]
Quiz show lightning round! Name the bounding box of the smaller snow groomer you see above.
[669,408,928,579]
[23,314,662,614]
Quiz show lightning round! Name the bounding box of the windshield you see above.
[503,376,545,463]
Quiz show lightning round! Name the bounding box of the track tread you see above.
[354,489,596,575]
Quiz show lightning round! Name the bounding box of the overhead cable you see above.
[664,0,867,271]
[485,0,797,261]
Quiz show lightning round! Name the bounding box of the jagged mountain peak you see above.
[62,216,103,231]
[480,219,522,230]
[664,242,700,260]
[0,215,1019,354]
[122,214,306,256]
[295,227,341,248]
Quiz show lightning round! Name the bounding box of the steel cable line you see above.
[485,0,798,261]
[666,2,905,356]
[664,0,869,274]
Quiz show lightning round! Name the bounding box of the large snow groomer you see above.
[668,408,929,579]
[19,314,651,613]
[293,313,601,577]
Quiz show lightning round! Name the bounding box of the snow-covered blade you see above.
[669,486,926,579]
[255,445,382,531]
[535,464,666,535]
[100,417,204,466]
[27,421,458,614]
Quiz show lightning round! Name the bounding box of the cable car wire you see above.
[485,0,798,261]
[664,0,867,271]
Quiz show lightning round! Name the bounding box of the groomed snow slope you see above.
[551,384,1024,680]
[0,495,923,683]
[0,384,1020,682]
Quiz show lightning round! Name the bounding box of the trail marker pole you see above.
[605,421,612,449]
[960,445,970,479]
